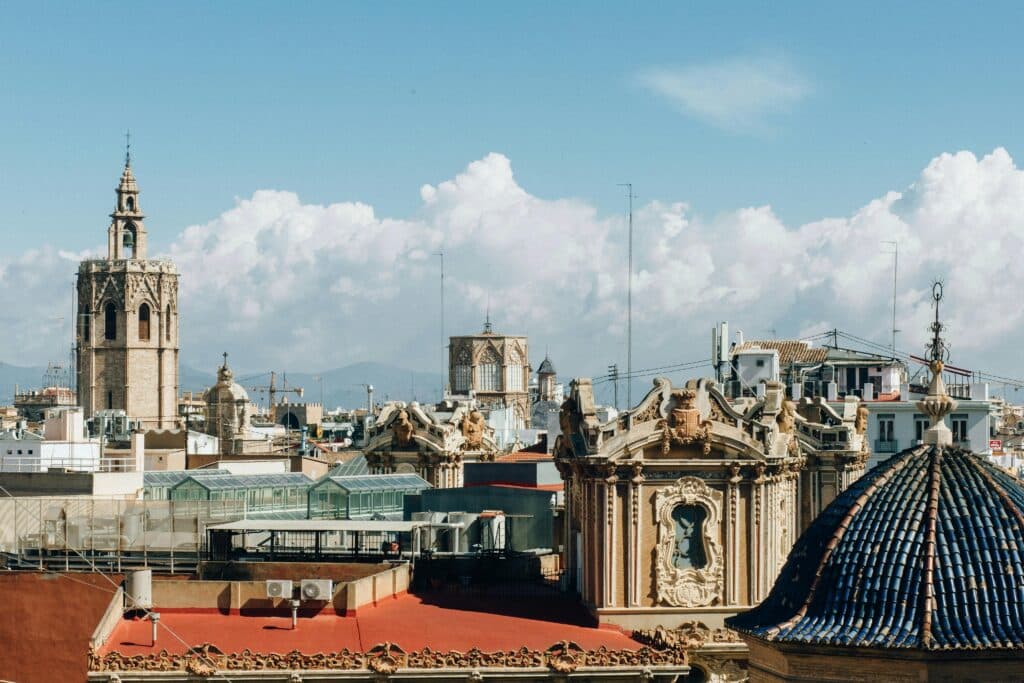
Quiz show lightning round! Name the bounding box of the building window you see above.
[476,348,502,392]
[454,364,472,392]
[104,302,117,340]
[671,505,708,570]
[877,414,895,442]
[505,363,523,391]
[914,414,930,443]
[951,414,969,444]
[477,363,500,391]
[138,303,151,341]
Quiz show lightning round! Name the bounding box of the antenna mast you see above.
[435,251,445,400]
[883,241,899,357]
[618,183,634,409]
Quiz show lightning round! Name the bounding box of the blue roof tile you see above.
[727,445,1024,650]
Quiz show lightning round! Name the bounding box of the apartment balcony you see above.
[875,439,899,453]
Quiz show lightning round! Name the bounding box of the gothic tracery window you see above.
[138,303,151,341]
[453,348,472,393]
[505,349,524,392]
[477,348,501,392]
[104,302,117,341]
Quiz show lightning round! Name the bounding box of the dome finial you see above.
[917,281,956,446]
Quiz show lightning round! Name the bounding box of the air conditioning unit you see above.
[265,579,293,599]
[300,579,333,601]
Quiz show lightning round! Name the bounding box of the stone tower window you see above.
[138,303,151,341]
[477,349,501,392]
[104,302,117,340]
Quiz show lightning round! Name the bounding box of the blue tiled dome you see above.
[728,445,1024,650]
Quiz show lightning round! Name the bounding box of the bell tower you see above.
[107,142,148,260]
[76,144,180,430]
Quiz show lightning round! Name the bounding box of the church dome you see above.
[727,444,1024,650]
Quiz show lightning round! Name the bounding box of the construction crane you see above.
[249,371,304,420]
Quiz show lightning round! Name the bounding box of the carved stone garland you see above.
[655,477,725,608]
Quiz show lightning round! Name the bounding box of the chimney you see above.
[130,429,145,472]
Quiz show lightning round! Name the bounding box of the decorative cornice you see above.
[89,640,690,675]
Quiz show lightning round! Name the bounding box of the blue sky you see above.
[3,2,1024,386]
[4,2,1023,254]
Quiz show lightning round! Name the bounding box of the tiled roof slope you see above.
[728,445,1024,650]
[732,340,828,366]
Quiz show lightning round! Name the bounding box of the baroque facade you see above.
[448,322,530,428]
[363,399,499,488]
[554,377,868,681]
[76,157,180,430]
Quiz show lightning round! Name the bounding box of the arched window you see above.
[104,303,117,340]
[138,303,151,341]
[165,305,172,341]
[476,349,501,392]
[453,348,471,393]
[505,350,524,392]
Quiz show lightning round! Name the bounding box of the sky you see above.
[3,2,1024,393]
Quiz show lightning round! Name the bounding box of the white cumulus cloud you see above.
[4,149,1024,389]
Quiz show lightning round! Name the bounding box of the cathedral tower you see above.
[76,151,180,429]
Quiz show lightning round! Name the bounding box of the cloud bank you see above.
[4,149,1024,387]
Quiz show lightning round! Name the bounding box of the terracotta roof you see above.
[99,593,637,656]
[0,573,122,683]
[733,340,828,365]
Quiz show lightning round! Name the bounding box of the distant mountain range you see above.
[1,359,666,412]
[0,360,444,412]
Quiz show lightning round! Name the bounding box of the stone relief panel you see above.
[655,477,724,607]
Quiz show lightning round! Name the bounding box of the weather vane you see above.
[926,281,947,364]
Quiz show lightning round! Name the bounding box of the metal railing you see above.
[0,456,138,473]
[874,439,899,453]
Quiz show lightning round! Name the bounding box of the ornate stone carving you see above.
[855,403,869,435]
[633,622,742,652]
[393,410,415,447]
[776,399,796,434]
[655,477,724,607]
[545,640,584,673]
[459,410,486,450]
[366,642,406,674]
[90,640,691,674]
[657,390,711,456]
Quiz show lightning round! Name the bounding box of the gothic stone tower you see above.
[76,155,180,430]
